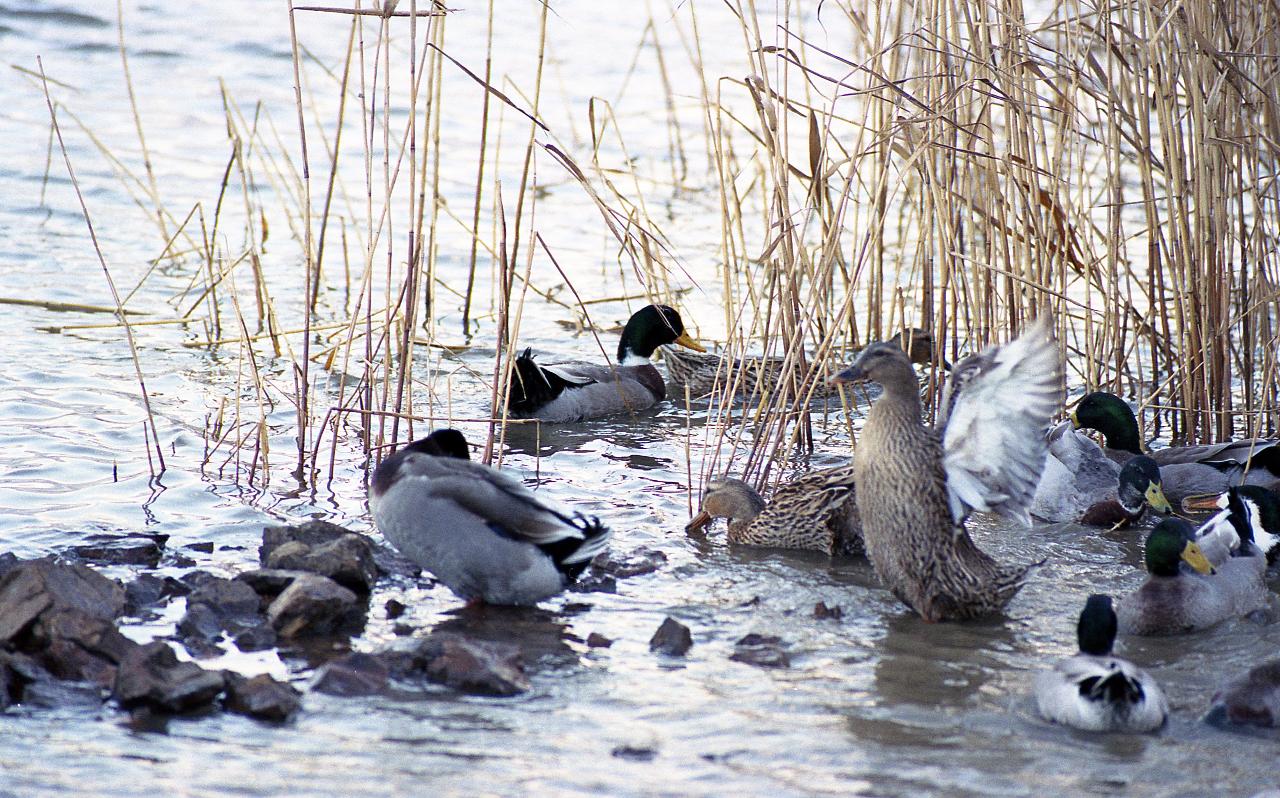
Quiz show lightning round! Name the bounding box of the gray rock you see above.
[648,617,692,656]
[312,652,392,697]
[232,623,277,653]
[124,574,188,614]
[384,599,406,620]
[187,577,262,619]
[260,520,354,563]
[113,641,226,712]
[265,535,378,594]
[32,608,138,686]
[730,634,790,669]
[70,537,163,567]
[813,601,843,620]
[586,632,613,648]
[0,560,126,645]
[225,673,301,722]
[177,602,224,643]
[234,568,306,599]
[413,634,529,696]
[266,574,364,638]
[590,548,667,579]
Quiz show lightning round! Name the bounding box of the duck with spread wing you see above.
[830,316,1063,621]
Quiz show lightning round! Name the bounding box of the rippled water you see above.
[0,2,1278,796]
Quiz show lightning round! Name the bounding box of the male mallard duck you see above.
[663,327,938,400]
[1029,421,1171,525]
[1188,486,1280,567]
[684,468,863,556]
[369,430,610,606]
[829,317,1062,621]
[507,304,704,422]
[1114,518,1255,636]
[1072,392,1280,503]
[1034,594,1168,733]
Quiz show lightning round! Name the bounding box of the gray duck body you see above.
[370,435,609,606]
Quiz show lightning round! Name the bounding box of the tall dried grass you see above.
[43,0,1280,495]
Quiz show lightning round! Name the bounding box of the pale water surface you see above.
[0,2,1277,796]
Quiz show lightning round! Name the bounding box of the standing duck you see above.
[369,430,610,606]
[1028,421,1172,526]
[1115,518,1237,636]
[1071,392,1280,503]
[830,317,1062,621]
[684,468,863,556]
[1034,594,1168,733]
[663,327,938,400]
[506,304,704,422]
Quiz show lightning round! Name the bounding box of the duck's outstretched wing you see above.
[938,317,1063,526]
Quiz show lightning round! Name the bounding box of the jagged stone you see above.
[312,652,392,697]
[413,634,529,696]
[0,560,125,644]
[266,574,363,638]
[113,641,226,712]
[225,673,301,722]
[648,617,692,656]
[265,535,378,594]
[590,548,667,579]
[730,634,790,669]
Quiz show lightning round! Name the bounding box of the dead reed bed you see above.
[38,0,1280,497]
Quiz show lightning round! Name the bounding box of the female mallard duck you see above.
[1072,392,1280,503]
[663,327,937,400]
[829,317,1062,621]
[684,468,863,556]
[1205,659,1280,729]
[1034,594,1168,733]
[1114,518,1257,636]
[507,304,704,422]
[1187,485,1280,565]
[369,430,610,606]
[1029,421,1172,525]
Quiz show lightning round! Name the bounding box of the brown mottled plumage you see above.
[832,318,1062,622]
[664,327,938,400]
[685,467,864,557]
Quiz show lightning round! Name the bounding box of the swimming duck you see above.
[684,468,863,556]
[1114,518,1246,636]
[1034,594,1168,733]
[1205,659,1280,729]
[1186,485,1280,565]
[830,317,1062,621]
[507,305,705,422]
[369,430,611,606]
[1072,392,1280,503]
[663,327,937,400]
[1029,421,1171,525]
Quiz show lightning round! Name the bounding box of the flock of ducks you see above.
[369,304,1280,736]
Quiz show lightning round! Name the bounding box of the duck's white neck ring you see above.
[619,351,652,368]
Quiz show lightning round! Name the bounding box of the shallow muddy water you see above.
[0,2,1278,796]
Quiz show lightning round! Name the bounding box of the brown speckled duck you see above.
[684,467,863,556]
[664,327,938,400]
[830,317,1062,621]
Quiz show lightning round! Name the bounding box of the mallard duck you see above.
[1188,486,1280,567]
[1029,421,1171,525]
[1113,518,1257,636]
[663,327,937,400]
[1072,391,1280,503]
[369,430,611,606]
[507,305,705,422]
[684,468,863,556]
[1205,659,1280,729]
[1034,594,1168,733]
[829,317,1062,621]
